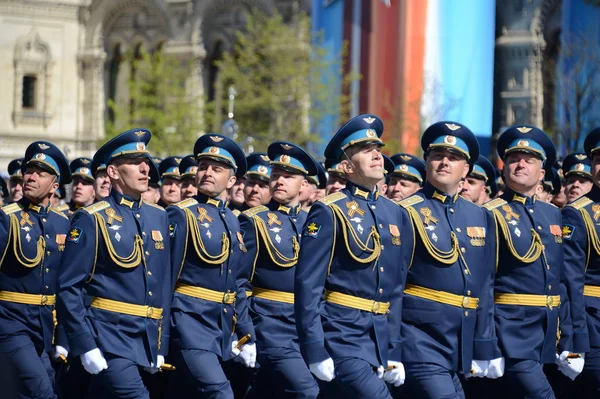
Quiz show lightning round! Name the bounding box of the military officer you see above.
[7,158,24,203]
[91,159,112,202]
[324,159,346,195]
[460,155,496,205]
[537,168,561,204]
[562,153,592,203]
[0,178,8,206]
[295,114,415,398]
[228,167,247,215]
[239,141,320,398]
[0,141,72,398]
[483,126,575,398]
[50,185,66,209]
[394,122,499,399]
[179,155,199,200]
[56,128,171,399]
[166,134,255,398]
[301,162,327,210]
[157,156,182,208]
[243,153,272,210]
[386,153,426,201]
[62,158,96,215]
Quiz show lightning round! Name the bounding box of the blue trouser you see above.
[331,357,391,399]
[168,349,233,399]
[402,363,465,399]
[0,334,57,399]
[87,354,149,399]
[247,347,318,399]
[573,347,600,399]
[502,359,555,399]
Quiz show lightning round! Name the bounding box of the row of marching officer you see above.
[0,115,598,399]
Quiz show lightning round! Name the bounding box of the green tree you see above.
[209,10,357,152]
[105,49,202,156]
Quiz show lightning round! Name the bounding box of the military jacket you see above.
[484,188,571,363]
[0,198,70,352]
[167,193,254,361]
[295,181,414,368]
[239,200,307,351]
[57,190,171,367]
[399,183,497,372]
[561,185,600,352]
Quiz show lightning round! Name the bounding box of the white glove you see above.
[144,355,165,374]
[80,348,108,375]
[309,358,335,382]
[376,365,384,379]
[486,357,505,379]
[557,352,585,381]
[53,345,69,361]
[238,343,257,368]
[383,361,405,387]
[467,359,489,378]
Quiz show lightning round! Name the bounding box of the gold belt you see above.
[583,285,600,298]
[251,287,294,304]
[324,290,390,314]
[90,297,163,319]
[494,293,560,309]
[404,284,479,309]
[175,283,236,304]
[0,291,56,306]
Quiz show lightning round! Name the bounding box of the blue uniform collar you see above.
[422,182,459,204]
[502,188,536,205]
[268,199,301,216]
[20,197,49,215]
[196,193,228,210]
[111,190,143,210]
[345,181,380,201]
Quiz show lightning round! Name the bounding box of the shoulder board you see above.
[301,207,309,213]
[398,195,424,209]
[55,204,70,212]
[232,209,241,217]
[174,198,198,209]
[83,201,111,214]
[566,197,593,210]
[318,192,346,206]
[143,201,165,211]
[1,203,23,215]
[50,209,69,219]
[483,198,507,211]
[242,205,268,218]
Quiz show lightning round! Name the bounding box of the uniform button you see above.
[537,226,542,231]
[45,234,49,238]
[46,251,50,256]
[223,308,228,313]
[148,291,153,296]
[228,269,232,274]
[379,224,383,228]
[147,271,152,276]
[230,250,234,254]
[381,245,384,250]
[145,251,150,255]
[142,232,146,236]
[450,209,454,213]
[461,247,466,253]
[136,214,141,218]
[45,285,49,290]
[45,268,49,273]
[292,219,297,223]
[42,218,47,222]
[464,311,469,316]
[529,209,534,213]
[548,285,552,290]
[371,205,376,210]
[456,228,461,232]
[467,290,471,295]
[380,267,384,272]
[378,288,383,294]
[464,269,469,274]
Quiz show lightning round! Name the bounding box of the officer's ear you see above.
[537,164,546,182]
[461,161,470,179]
[300,177,309,189]
[106,164,120,181]
[225,170,237,190]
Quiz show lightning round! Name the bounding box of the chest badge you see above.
[420,208,438,226]
[56,234,66,252]
[389,224,401,246]
[152,230,164,250]
[197,207,214,223]
[105,208,123,225]
[549,225,562,243]
[346,201,365,218]
[237,232,247,252]
[267,213,282,227]
[502,205,520,222]
[466,227,485,246]
[20,212,34,227]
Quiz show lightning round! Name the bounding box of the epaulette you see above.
[55,204,70,212]
[50,209,69,219]
[566,196,593,210]
[174,198,198,209]
[242,205,268,218]
[301,208,309,213]
[232,209,241,217]
[143,201,166,211]
[483,198,507,211]
[83,201,110,214]
[398,195,424,209]
[0,203,22,215]
[318,192,346,206]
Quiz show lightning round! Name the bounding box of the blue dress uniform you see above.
[157,156,182,208]
[0,142,72,399]
[7,158,24,204]
[389,153,426,186]
[56,129,171,399]
[239,142,320,398]
[166,134,255,398]
[397,123,497,399]
[562,152,593,203]
[484,126,572,399]
[58,158,95,216]
[295,115,415,398]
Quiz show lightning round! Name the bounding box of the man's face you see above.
[386,176,421,201]
[504,152,545,193]
[326,175,346,195]
[94,171,111,200]
[9,178,23,202]
[180,177,198,199]
[243,176,271,207]
[343,145,385,184]
[159,177,181,206]
[72,176,95,206]
[460,176,486,204]
[565,175,592,203]
[426,148,469,189]
[269,167,306,205]
[228,176,246,207]
[535,184,552,203]
[141,186,161,204]
[23,166,58,203]
[197,159,236,198]
[107,158,150,197]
